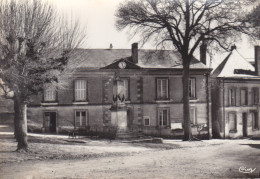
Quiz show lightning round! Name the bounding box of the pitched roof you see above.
[67,48,209,70]
[211,49,257,78]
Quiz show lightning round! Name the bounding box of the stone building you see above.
[27,43,212,138]
[211,46,260,138]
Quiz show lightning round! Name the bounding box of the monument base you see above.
[111,110,128,132]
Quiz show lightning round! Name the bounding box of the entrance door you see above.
[127,109,133,131]
[242,113,247,137]
[49,112,56,133]
[44,112,57,133]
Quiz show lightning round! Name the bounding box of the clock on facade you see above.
[118,61,126,69]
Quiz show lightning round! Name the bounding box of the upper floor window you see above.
[252,88,259,105]
[158,108,169,126]
[228,112,237,132]
[117,78,129,100]
[75,111,87,127]
[240,88,248,106]
[157,78,169,99]
[228,88,236,106]
[189,78,196,99]
[252,112,259,130]
[75,80,87,101]
[44,86,56,102]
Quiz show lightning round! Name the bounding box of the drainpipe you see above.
[222,79,226,139]
[206,73,210,139]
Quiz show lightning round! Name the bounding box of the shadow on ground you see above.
[241,144,260,149]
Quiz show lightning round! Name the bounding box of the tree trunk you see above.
[212,120,221,139]
[182,62,192,141]
[211,82,222,139]
[13,95,28,151]
[14,113,18,140]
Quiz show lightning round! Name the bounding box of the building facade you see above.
[211,46,260,138]
[27,43,212,138]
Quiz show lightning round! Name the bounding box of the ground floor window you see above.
[144,116,150,126]
[158,108,169,126]
[190,107,196,124]
[75,111,88,127]
[228,112,237,132]
[252,112,259,130]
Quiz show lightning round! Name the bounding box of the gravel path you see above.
[0,132,260,178]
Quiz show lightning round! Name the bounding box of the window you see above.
[144,116,150,126]
[190,108,196,124]
[252,88,259,105]
[189,78,196,99]
[75,80,87,101]
[158,108,169,126]
[240,89,248,106]
[228,88,236,106]
[75,111,87,127]
[252,112,259,130]
[157,78,169,99]
[44,86,56,102]
[117,78,129,100]
[228,112,237,132]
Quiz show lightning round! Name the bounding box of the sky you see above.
[52,0,256,66]
[53,0,140,49]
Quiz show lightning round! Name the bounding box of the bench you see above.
[68,128,88,138]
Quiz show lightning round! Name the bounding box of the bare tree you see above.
[247,3,260,39]
[0,0,86,151]
[115,0,258,140]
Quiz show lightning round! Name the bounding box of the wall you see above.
[212,79,260,138]
[28,105,108,133]
[28,69,210,138]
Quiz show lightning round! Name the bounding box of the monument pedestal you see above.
[111,109,128,132]
[110,106,141,139]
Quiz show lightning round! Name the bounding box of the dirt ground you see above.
[0,125,260,179]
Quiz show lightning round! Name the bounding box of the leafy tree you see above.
[0,0,86,151]
[115,0,257,140]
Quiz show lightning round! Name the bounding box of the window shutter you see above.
[163,109,168,126]
[157,79,160,99]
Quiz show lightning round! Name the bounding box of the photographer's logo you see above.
[239,166,256,174]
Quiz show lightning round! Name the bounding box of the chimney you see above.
[231,45,236,51]
[131,43,138,64]
[200,41,207,65]
[255,46,260,76]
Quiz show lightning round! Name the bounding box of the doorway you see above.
[44,112,57,133]
[127,109,133,131]
[242,113,247,137]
